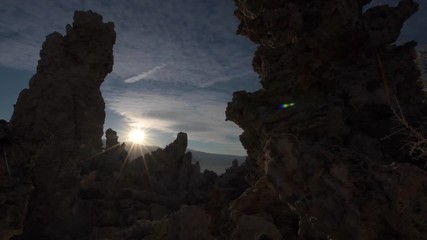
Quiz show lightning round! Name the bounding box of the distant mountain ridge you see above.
[115,142,246,174]
[188,148,246,173]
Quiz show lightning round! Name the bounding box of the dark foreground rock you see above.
[78,131,252,239]
[226,0,427,239]
[2,10,115,239]
[3,1,427,239]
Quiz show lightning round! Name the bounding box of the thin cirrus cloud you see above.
[124,64,167,83]
[1,0,426,76]
[3,1,425,154]
[0,0,256,84]
[0,0,260,155]
[104,86,243,145]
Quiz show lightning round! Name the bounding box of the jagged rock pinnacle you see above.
[6,10,116,239]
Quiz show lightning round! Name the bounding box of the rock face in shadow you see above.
[112,133,207,208]
[134,132,202,195]
[78,131,223,240]
[1,9,254,240]
[0,120,33,240]
[105,128,119,149]
[4,10,116,239]
[226,0,427,239]
[5,2,427,239]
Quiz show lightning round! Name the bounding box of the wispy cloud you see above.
[124,64,167,83]
[2,0,425,84]
[0,0,258,87]
[104,87,242,145]
[0,0,259,155]
[4,0,425,155]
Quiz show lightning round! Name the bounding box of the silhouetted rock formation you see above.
[133,132,202,194]
[105,128,119,149]
[227,0,427,239]
[0,8,258,240]
[6,1,426,239]
[4,10,116,239]
[217,159,250,200]
[0,9,251,239]
[113,133,206,207]
[75,131,230,239]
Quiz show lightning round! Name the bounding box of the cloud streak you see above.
[124,64,167,83]
[4,0,425,155]
[0,0,258,88]
[103,87,242,146]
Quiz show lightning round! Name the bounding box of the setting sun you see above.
[128,129,145,144]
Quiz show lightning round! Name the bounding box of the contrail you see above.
[124,64,167,83]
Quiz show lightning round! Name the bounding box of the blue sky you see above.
[0,0,426,155]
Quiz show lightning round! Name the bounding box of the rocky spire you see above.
[227,0,427,239]
[105,128,119,149]
[11,10,115,154]
[133,132,201,194]
[7,10,115,239]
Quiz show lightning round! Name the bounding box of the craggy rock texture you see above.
[227,0,427,239]
[4,10,116,239]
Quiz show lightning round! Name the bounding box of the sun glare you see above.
[128,129,145,145]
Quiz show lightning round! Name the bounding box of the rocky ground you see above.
[2,0,427,239]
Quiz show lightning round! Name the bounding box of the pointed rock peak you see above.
[175,132,188,147]
[69,10,115,40]
[164,132,188,157]
[5,10,116,239]
[73,10,104,26]
[105,128,119,149]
